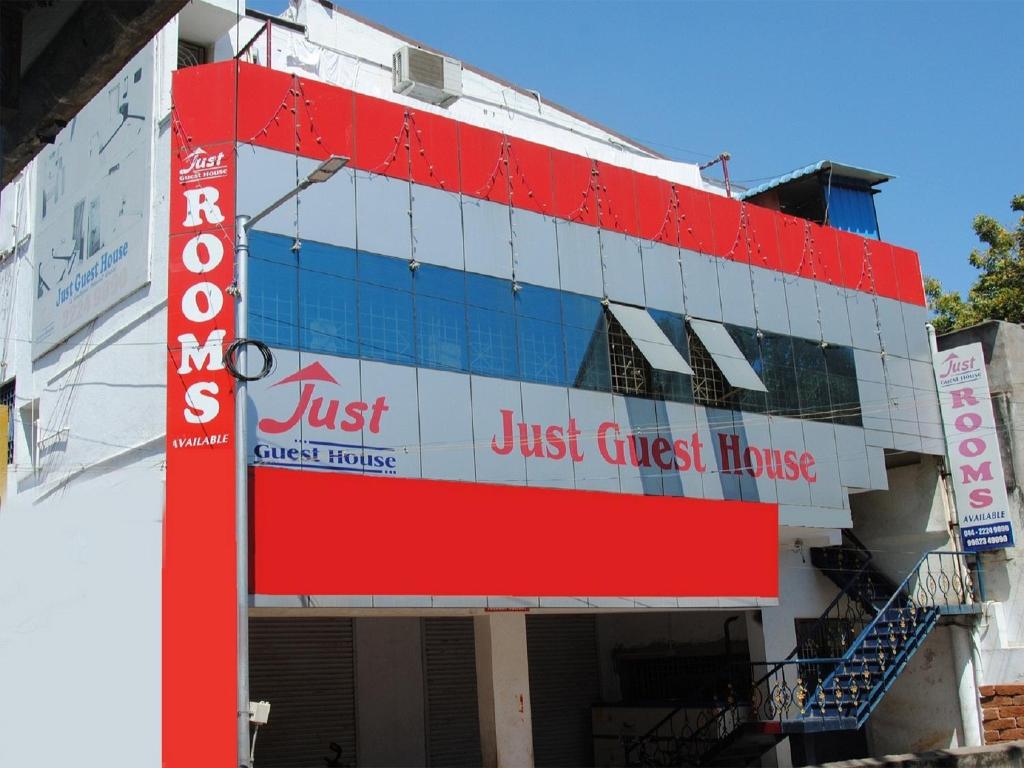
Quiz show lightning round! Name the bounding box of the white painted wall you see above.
[0,20,178,768]
[866,626,966,754]
[850,456,954,585]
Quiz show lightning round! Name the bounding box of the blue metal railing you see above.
[622,548,981,766]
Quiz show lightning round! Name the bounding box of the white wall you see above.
[0,20,177,768]
[850,456,954,585]
[866,625,966,754]
[0,456,165,767]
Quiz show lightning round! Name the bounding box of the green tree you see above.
[926,194,1024,334]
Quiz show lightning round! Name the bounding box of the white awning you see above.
[687,318,767,392]
[606,303,693,375]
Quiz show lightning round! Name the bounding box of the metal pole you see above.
[235,214,251,768]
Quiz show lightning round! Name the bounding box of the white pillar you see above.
[474,613,534,768]
[951,624,983,746]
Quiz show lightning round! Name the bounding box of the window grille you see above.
[687,326,735,409]
[608,315,652,397]
[1,378,13,463]
[616,650,751,705]
[177,40,207,70]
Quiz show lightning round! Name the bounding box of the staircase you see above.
[622,535,983,767]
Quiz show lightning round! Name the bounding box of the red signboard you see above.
[165,62,238,768]
[252,468,779,598]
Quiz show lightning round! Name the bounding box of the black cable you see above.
[224,338,274,381]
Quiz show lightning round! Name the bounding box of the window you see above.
[245,237,862,426]
[358,252,414,364]
[608,313,651,396]
[725,324,766,413]
[177,40,208,69]
[515,285,565,386]
[415,265,467,372]
[794,339,832,422]
[687,326,735,410]
[1,378,13,463]
[824,345,861,427]
[760,332,800,417]
[249,232,298,349]
[562,293,610,392]
[650,310,693,403]
[466,274,518,378]
[299,242,357,356]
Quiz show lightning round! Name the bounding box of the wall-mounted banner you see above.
[32,44,154,358]
[934,342,1015,551]
[247,348,826,496]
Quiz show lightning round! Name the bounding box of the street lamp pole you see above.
[234,213,252,768]
[231,156,348,768]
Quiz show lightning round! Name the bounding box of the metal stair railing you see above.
[622,548,982,766]
[622,557,878,766]
[738,550,981,731]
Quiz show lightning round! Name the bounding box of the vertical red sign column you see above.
[164,61,238,767]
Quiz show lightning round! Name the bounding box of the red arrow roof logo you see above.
[272,361,338,387]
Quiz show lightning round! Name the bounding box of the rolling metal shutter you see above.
[423,617,482,767]
[527,614,602,767]
[249,617,357,768]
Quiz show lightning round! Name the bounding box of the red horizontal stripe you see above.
[251,468,779,598]
[231,62,924,306]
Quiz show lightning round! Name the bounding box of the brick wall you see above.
[982,685,1024,743]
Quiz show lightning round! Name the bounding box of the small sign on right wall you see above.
[934,342,1016,551]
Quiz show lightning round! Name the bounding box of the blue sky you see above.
[248,0,1022,297]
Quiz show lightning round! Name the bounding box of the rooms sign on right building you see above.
[934,342,1016,551]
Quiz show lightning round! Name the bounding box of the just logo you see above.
[178,147,228,183]
[257,362,389,435]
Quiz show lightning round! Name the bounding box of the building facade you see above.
[0,2,1011,766]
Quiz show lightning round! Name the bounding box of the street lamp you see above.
[231,154,348,767]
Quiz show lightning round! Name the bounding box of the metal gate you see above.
[526,614,601,767]
[422,617,482,767]
[249,617,357,767]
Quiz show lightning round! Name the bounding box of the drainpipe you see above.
[951,624,983,746]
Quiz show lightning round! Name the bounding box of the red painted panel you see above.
[864,240,899,300]
[252,469,779,597]
[595,161,638,235]
[778,213,816,279]
[459,123,509,205]
[808,223,842,286]
[294,76,354,161]
[678,186,714,253]
[707,194,744,260]
[837,229,870,290]
[744,203,782,271]
[165,71,238,768]
[893,245,926,306]
[353,93,412,180]
[171,61,237,150]
[507,136,553,214]
[237,64,306,155]
[551,148,598,226]
[635,173,679,246]
[408,109,460,192]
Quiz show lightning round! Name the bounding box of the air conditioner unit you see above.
[392,46,462,107]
